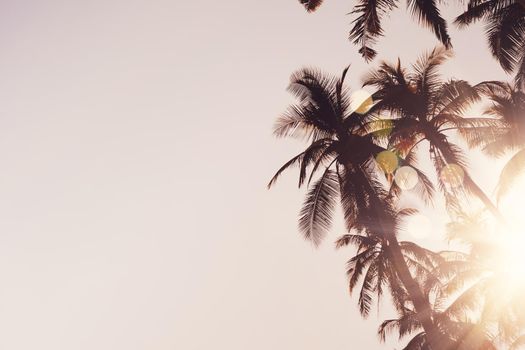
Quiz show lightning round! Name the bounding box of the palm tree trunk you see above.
[354,164,443,349]
[385,234,442,350]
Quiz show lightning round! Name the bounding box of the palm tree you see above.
[455,0,525,88]
[460,82,525,200]
[268,66,444,348]
[335,207,441,318]
[379,310,498,349]
[363,46,505,220]
[432,212,525,348]
[375,227,499,350]
[296,0,451,61]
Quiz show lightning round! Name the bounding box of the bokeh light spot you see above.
[376,150,399,174]
[350,90,374,115]
[440,163,465,188]
[394,166,419,190]
[408,80,418,94]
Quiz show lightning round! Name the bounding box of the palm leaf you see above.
[406,0,451,47]
[485,6,525,73]
[298,168,339,246]
[402,332,427,350]
[335,233,377,249]
[348,0,397,61]
[267,138,331,188]
[454,0,512,28]
[359,261,378,317]
[298,0,324,12]
[496,147,525,200]
[510,334,525,349]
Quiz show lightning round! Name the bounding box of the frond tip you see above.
[298,0,324,12]
[349,0,397,61]
[298,169,339,246]
[496,148,525,201]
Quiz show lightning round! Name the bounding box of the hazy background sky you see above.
[0,1,512,349]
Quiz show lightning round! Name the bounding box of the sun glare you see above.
[495,174,525,287]
[350,89,374,115]
[404,213,433,240]
[499,233,525,285]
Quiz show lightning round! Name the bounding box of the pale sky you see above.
[0,1,512,349]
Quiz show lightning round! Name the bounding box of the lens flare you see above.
[440,163,465,188]
[350,90,374,115]
[499,231,525,286]
[373,118,394,138]
[394,166,418,190]
[375,150,399,174]
[496,177,525,287]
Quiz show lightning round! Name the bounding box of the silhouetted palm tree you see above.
[268,66,444,348]
[455,0,525,88]
[364,47,504,220]
[380,310,498,349]
[335,207,441,317]
[377,231,499,350]
[461,82,525,200]
[433,212,525,347]
[296,0,450,61]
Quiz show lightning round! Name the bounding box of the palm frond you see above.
[273,105,333,140]
[267,139,332,188]
[406,0,451,47]
[335,233,377,249]
[359,261,378,316]
[347,248,378,291]
[378,311,422,342]
[402,332,427,350]
[412,46,452,96]
[432,80,482,118]
[307,143,338,186]
[485,6,525,73]
[349,0,398,61]
[515,48,525,89]
[454,0,512,28]
[401,241,443,269]
[298,0,324,12]
[298,168,339,246]
[496,147,525,200]
[287,67,343,134]
[400,150,436,204]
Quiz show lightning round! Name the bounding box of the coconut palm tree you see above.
[296,0,450,61]
[455,0,525,88]
[335,207,441,317]
[431,212,525,348]
[363,46,505,220]
[268,66,445,348]
[379,309,498,349]
[460,82,525,200]
[376,230,499,350]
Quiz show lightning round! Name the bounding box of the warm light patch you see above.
[394,166,418,190]
[350,90,374,114]
[496,174,525,288]
[404,213,432,239]
[498,231,525,287]
[373,118,394,138]
[440,163,465,189]
[375,150,399,174]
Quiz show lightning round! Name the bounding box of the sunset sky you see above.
[0,1,515,349]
